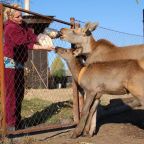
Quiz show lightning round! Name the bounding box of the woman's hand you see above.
[44,46,55,51]
[33,44,55,51]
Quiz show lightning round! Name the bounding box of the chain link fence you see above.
[0,4,74,136]
[0,3,144,139]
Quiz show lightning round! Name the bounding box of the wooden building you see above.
[23,15,54,89]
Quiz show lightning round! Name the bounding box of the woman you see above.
[4,4,55,130]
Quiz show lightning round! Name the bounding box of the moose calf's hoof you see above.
[88,132,94,137]
[83,131,90,137]
[71,132,79,139]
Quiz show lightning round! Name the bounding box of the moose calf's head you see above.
[55,47,74,61]
[60,22,98,55]
[60,22,98,43]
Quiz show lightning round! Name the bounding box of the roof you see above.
[22,15,55,34]
[23,15,55,24]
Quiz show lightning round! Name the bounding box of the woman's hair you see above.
[4,4,21,21]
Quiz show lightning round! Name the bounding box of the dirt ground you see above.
[35,107,144,144]
[9,104,144,144]
[24,88,73,102]
[5,89,144,144]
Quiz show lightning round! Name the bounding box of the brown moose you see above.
[55,47,144,138]
[59,22,144,67]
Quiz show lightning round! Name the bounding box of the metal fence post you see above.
[70,17,80,124]
[74,22,84,118]
[143,9,144,43]
[0,3,6,135]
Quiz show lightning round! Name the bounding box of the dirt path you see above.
[42,123,144,144]
[24,88,73,102]
[24,88,133,103]
[11,106,144,144]
[9,89,143,144]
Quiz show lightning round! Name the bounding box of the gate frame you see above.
[0,3,80,136]
[0,3,6,136]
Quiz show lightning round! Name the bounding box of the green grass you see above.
[21,98,51,117]
[21,99,73,126]
[47,107,73,124]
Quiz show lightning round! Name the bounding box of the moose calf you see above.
[60,22,144,66]
[55,47,144,138]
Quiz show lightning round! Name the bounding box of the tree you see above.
[50,56,66,88]
[51,56,66,78]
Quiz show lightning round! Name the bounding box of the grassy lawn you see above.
[22,99,52,117]
[21,98,73,126]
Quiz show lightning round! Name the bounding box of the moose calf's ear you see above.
[84,22,99,32]
[88,22,99,32]
[72,47,83,57]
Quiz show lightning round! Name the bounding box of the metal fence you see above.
[0,3,144,138]
[0,3,76,137]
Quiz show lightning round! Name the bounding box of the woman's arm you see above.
[32,44,55,51]
[6,25,35,46]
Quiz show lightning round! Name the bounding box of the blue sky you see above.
[24,0,144,67]
[29,0,144,36]
[4,0,143,67]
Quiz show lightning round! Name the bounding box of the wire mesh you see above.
[0,3,144,137]
[0,4,73,135]
[23,21,73,131]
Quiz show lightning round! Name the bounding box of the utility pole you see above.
[24,0,30,15]
[143,9,144,42]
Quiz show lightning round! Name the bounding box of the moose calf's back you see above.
[86,41,144,64]
[78,60,144,94]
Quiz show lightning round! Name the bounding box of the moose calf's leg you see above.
[126,78,144,107]
[89,99,100,137]
[71,91,96,138]
[83,98,100,137]
[126,98,141,108]
[126,79,144,127]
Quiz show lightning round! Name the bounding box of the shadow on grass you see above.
[20,100,73,128]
